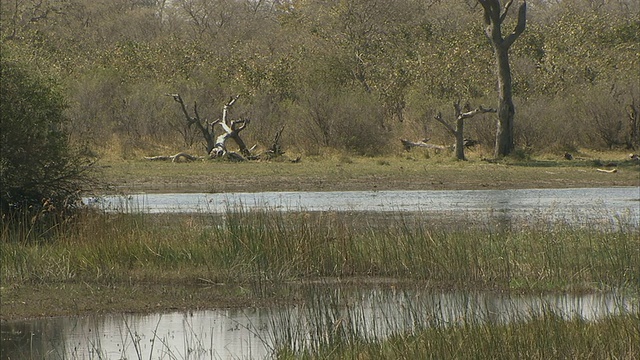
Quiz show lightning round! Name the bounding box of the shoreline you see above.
[3,156,639,322]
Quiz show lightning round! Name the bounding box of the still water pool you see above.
[2,288,637,359]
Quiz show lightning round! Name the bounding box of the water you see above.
[5,187,636,358]
[86,187,640,227]
[2,288,637,359]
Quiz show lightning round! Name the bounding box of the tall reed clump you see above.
[1,208,638,291]
[273,312,640,359]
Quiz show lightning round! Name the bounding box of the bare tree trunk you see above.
[627,101,639,150]
[434,101,496,160]
[478,0,526,157]
[455,113,466,160]
[495,47,516,157]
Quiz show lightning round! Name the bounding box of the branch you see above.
[231,118,250,132]
[500,0,514,22]
[166,93,216,153]
[504,1,527,48]
[144,152,201,162]
[222,95,240,125]
[479,0,502,40]
[477,0,492,26]
[433,111,457,136]
[209,118,221,131]
[220,122,232,135]
[401,139,447,151]
[193,101,202,125]
[166,93,193,124]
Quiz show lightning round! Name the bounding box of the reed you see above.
[2,207,637,293]
[273,312,640,359]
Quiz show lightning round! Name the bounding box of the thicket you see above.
[0,51,93,226]
[1,0,638,157]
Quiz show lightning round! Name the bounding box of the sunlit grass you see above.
[92,149,640,194]
[2,208,638,292]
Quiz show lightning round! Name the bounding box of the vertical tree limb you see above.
[477,0,526,157]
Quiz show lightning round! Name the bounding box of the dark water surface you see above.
[2,288,637,360]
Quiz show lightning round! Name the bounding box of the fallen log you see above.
[144,152,201,163]
[596,168,617,173]
[400,139,449,151]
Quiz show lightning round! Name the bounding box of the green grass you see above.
[274,312,640,359]
[2,208,638,292]
[2,206,638,357]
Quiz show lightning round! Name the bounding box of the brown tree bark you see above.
[433,101,496,160]
[478,0,526,157]
[166,93,217,154]
[627,102,639,150]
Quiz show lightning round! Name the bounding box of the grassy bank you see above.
[2,208,638,320]
[94,150,640,194]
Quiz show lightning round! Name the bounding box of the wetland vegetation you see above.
[2,201,639,358]
[274,312,640,359]
[3,195,638,313]
[1,153,638,359]
[2,152,639,358]
[2,0,640,357]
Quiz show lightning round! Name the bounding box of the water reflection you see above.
[2,288,637,360]
[85,187,640,227]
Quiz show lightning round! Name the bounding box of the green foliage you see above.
[1,0,638,155]
[0,52,91,219]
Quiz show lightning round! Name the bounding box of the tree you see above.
[478,0,527,157]
[433,101,496,160]
[0,53,92,218]
[167,93,253,160]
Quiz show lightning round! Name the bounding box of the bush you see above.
[0,53,92,220]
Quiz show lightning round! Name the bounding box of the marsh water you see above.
[87,186,640,227]
[3,187,639,359]
[2,288,637,360]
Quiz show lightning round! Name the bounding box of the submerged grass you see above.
[274,313,640,359]
[2,207,638,292]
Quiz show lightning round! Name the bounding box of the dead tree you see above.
[627,101,639,150]
[265,125,286,159]
[433,101,496,160]
[166,93,216,154]
[144,152,201,162]
[167,94,252,160]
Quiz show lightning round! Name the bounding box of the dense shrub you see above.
[0,53,92,220]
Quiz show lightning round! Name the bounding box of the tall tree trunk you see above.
[455,115,466,160]
[495,46,516,156]
[478,0,526,157]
